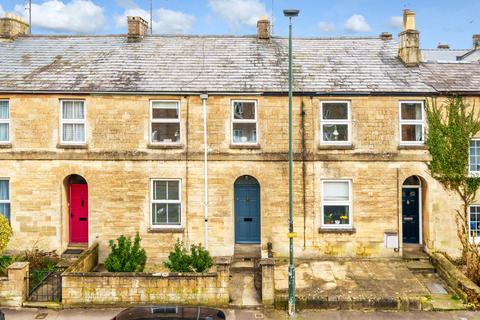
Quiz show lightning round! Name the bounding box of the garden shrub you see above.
[0,215,12,255]
[190,243,213,272]
[163,239,192,272]
[105,233,147,272]
[0,255,12,276]
[164,239,213,273]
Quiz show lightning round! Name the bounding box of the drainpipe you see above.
[200,94,209,249]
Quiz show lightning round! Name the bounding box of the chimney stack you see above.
[398,9,421,67]
[437,43,450,49]
[257,16,271,40]
[0,14,29,41]
[127,16,149,42]
[473,34,480,50]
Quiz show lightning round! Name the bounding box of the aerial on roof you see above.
[0,28,479,94]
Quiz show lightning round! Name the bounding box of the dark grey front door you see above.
[402,187,420,244]
[234,183,260,244]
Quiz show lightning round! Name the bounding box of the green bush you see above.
[163,239,192,272]
[190,243,213,272]
[0,215,12,255]
[105,233,147,272]
[164,239,213,273]
[0,255,12,276]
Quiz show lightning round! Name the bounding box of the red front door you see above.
[69,184,88,244]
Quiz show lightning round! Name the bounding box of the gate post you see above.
[2,262,29,306]
[259,258,275,306]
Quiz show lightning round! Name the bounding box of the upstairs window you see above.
[232,101,257,144]
[321,180,352,228]
[470,139,480,176]
[151,101,181,144]
[400,101,424,144]
[61,100,86,144]
[151,179,181,227]
[0,100,9,143]
[0,179,10,221]
[320,101,351,144]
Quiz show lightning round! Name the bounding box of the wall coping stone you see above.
[7,262,29,270]
[259,258,275,266]
[214,256,232,266]
[62,271,218,277]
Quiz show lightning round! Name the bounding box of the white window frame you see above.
[320,101,352,145]
[469,139,480,177]
[468,205,480,244]
[60,100,87,145]
[150,100,181,145]
[321,179,353,229]
[150,179,182,228]
[0,99,10,144]
[0,178,10,220]
[231,100,258,145]
[399,101,425,145]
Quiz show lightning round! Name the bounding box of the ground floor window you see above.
[0,179,10,220]
[151,179,181,227]
[321,180,352,228]
[470,205,480,240]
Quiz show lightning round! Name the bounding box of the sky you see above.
[0,0,478,48]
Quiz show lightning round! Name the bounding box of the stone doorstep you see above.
[22,301,62,309]
[274,294,423,311]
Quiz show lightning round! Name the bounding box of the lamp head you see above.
[283,9,300,17]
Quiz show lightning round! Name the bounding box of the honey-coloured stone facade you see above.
[1,94,478,263]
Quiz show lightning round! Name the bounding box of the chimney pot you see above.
[257,16,271,40]
[380,32,392,40]
[127,16,149,42]
[473,34,480,49]
[0,14,29,41]
[398,9,421,67]
[437,43,450,49]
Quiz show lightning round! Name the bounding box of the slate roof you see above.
[0,34,479,94]
[422,48,480,62]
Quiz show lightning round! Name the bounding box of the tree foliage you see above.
[0,215,12,255]
[425,96,480,283]
[105,233,147,272]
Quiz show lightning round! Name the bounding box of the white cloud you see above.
[318,21,335,33]
[208,0,268,31]
[14,0,105,33]
[344,14,371,33]
[388,16,402,29]
[114,5,195,34]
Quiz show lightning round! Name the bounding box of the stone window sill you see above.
[57,144,88,149]
[148,227,184,234]
[0,143,12,149]
[318,144,354,150]
[148,143,184,149]
[398,144,427,150]
[230,144,261,150]
[319,227,356,234]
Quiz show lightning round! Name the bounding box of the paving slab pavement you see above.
[2,308,480,320]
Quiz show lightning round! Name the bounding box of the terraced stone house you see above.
[0,11,479,264]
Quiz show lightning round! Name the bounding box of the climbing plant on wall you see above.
[425,96,480,283]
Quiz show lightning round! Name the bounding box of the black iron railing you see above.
[28,270,62,302]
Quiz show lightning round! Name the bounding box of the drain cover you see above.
[254,314,264,319]
[35,313,48,319]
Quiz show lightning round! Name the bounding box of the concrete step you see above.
[234,244,261,259]
[407,260,436,274]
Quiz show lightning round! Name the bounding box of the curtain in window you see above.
[0,124,8,142]
[0,101,8,119]
[63,101,84,119]
[324,181,349,201]
[0,181,9,220]
[63,124,85,142]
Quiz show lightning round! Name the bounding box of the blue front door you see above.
[402,187,420,244]
[235,184,260,244]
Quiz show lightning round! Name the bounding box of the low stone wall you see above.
[259,258,275,306]
[430,252,480,305]
[65,243,99,273]
[0,262,29,307]
[62,257,231,307]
